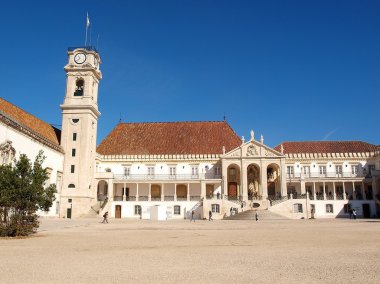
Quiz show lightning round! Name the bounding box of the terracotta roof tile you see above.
[0,97,61,146]
[97,121,241,155]
[274,141,378,154]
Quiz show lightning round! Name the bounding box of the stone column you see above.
[352,181,355,200]
[261,162,268,199]
[323,181,326,200]
[361,181,365,200]
[174,183,177,201]
[333,181,336,200]
[241,163,248,201]
[148,183,151,201]
[300,181,306,194]
[372,179,377,200]
[136,183,139,201]
[123,182,126,201]
[108,179,114,202]
[187,183,190,201]
[313,182,316,200]
[201,182,206,199]
[161,183,164,202]
[343,182,346,200]
[280,159,287,197]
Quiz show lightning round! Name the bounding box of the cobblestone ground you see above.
[0,218,379,284]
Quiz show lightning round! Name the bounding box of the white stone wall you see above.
[0,123,64,217]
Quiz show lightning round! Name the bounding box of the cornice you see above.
[96,153,221,163]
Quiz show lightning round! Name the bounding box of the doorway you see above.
[228,182,237,199]
[362,204,370,218]
[115,205,122,219]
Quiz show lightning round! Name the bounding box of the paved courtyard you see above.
[0,218,379,283]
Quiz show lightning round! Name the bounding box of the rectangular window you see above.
[73,133,77,141]
[134,205,141,215]
[70,165,75,173]
[173,205,181,215]
[287,166,294,177]
[335,165,342,175]
[319,166,326,175]
[71,149,76,157]
[191,166,199,177]
[214,166,221,176]
[148,167,155,176]
[124,167,130,176]
[293,203,303,213]
[351,165,358,175]
[169,167,176,176]
[303,166,310,175]
[211,204,220,213]
[326,204,334,213]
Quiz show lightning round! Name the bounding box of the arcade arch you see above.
[227,164,240,199]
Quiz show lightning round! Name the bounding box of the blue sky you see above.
[0,0,379,147]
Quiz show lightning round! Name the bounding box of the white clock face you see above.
[74,53,86,64]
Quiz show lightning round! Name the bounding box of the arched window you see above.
[68,184,75,188]
[74,79,84,96]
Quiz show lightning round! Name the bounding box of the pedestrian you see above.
[241,202,244,212]
[255,211,259,221]
[230,207,233,216]
[352,209,357,220]
[208,210,213,221]
[349,208,353,219]
[191,210,195,222]
[102,211,109,223]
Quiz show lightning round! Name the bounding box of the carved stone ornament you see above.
[0,140,16,164]
[246,144,258,156]
[231,151,240,157]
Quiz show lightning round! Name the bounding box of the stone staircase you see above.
[223,209,289,220]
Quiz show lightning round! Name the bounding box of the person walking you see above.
[190,210,195,222]
[255,211,259,222]
[208,210,213,221]
[241,202,244,212]
[352,209,357,220]
[102,211,109,224]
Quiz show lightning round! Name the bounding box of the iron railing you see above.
[113,173,222,181]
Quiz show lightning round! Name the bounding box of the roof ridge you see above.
[119,120,226,125]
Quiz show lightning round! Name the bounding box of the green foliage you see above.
[0,151,56,237]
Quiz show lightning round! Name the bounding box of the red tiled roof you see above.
[274,141,378,154]
[97,121,241,155]
[0,97,61,146]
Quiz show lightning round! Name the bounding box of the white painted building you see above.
[1,46,379,220]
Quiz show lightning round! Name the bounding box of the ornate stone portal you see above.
[247,165,260,200]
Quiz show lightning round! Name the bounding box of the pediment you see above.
[224,140,283,158]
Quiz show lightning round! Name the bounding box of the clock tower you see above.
[60,47,102,218]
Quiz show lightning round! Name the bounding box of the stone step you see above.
[223,209,289,220]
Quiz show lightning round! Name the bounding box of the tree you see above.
[0,151,56,237]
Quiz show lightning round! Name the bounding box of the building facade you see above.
[1,46,379,219]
